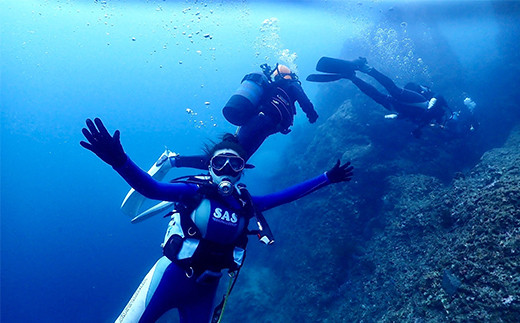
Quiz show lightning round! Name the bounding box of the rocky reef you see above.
[224,97,520,322]
[222,5,520,320]
[354,128,520,322]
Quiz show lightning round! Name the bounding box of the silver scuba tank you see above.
[223,72,269,126]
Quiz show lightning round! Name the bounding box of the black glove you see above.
[80,118,127,167]
[326,160,354,183]
[307,111,319,124]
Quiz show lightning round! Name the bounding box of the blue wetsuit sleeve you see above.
[251,173,330,211]
[114,156,199,201]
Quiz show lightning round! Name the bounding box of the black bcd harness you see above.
[161,175,275,322]
[162,175,274,272]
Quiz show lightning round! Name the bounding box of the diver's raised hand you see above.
[80,118,127,167]
[326,160,354,183]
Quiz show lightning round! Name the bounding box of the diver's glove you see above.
[80,118,127,167]
[326,160,354,183]
[307,110,319,124]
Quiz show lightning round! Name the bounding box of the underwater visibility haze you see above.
[2,0,520,322]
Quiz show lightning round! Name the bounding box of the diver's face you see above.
[209,149,244,184]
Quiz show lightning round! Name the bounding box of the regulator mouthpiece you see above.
[218,181,233,196]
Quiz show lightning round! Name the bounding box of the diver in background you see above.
[307,57,450,138]
[442,96,479,137]
[173,63,318,170]
[80,117,353,323]
[233,63,318,158]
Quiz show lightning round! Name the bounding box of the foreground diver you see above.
[307,57,450,138]
[80,118,353,323]
[173,63,318,170]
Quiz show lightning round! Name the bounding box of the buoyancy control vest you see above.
[262,83,295,133]
[161,176,274,275]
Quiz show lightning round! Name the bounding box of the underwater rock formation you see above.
[362,126,520,322]
[225,108,520,322]
[224,5,520,320]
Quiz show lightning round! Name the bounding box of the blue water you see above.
[1,1,517,322]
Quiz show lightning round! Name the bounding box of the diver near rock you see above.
[173,63,318,170]
[80,117,353,323]
[307,56,451,138]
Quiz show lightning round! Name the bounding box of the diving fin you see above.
[306,73,344,83]
[316,56,357,75]
[130,201,175,224]
[115,257,172,323]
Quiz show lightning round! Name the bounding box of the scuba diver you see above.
[307,57,450,138]
[80,118,353,323]
[441,96,479,137]
[231,63,318,158]
[172,63,318,171]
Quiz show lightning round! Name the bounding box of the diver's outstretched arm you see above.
[81,118,198,200]
[290,82,318,123]
[253,160,354,211]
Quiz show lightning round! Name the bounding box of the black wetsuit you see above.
[236,78,315,158]
[350,68,446,129]
[174,78,316,170]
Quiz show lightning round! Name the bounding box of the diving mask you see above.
[210,154,245,173]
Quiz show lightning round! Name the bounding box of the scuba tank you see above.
[223,72,269,126]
